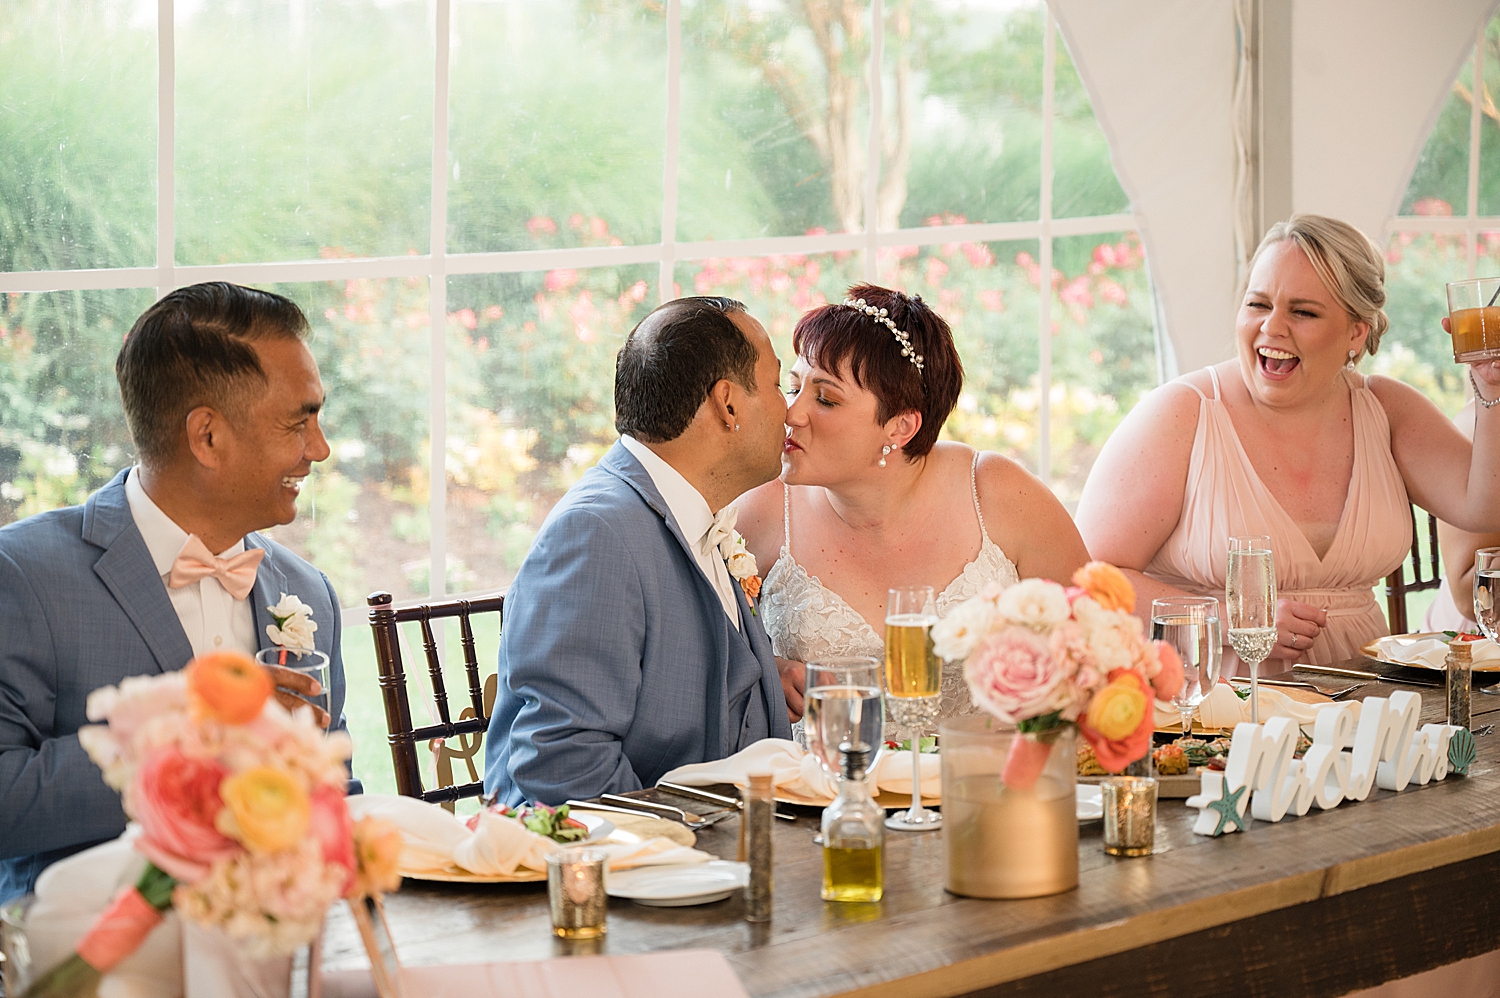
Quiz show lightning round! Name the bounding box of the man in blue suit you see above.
[0,283,355,903]
[485,296,792,805]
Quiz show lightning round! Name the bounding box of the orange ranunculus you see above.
[186,651,273,725]
[740,575,762,601]
[216,766,310,853]
[1071,562,1136,614]
[350,816,404,898]
[1077,669,1153,772]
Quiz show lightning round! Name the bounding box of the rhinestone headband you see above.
[841,297,923,374]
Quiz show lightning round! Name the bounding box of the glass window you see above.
[1051,29,1129,219]
[1377,231,1471,417]
[0,3,156,271]
[448,1,666,253]
[1398,55,1473,218]
[0,289,150,524]
[174,1,434,264]
[1479,23,1500,216]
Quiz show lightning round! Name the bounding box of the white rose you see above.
[995,579,1070,630]
[932,596,998,662]
[267,617,318,655]
[725,548,758,580]
[268,592,314,621]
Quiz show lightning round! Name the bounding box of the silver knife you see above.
[564,799,662,820]
[1292,664,1442,687]
[655,780,798,820]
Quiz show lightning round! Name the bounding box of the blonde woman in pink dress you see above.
[1077,215,1500,667]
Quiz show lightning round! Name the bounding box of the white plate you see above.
[606,861,749,906]
[1076,785,1103,823]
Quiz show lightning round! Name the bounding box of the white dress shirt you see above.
[620,435,742,631]
[125,467,260,658]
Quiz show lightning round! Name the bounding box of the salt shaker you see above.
[1447,637,1473,730]
[741,771,774,922]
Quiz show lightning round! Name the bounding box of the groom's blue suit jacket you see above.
[485,442,790,806]
[0,470,353,902]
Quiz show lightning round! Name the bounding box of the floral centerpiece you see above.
[932,562,1183,788]
[24,652,401,998]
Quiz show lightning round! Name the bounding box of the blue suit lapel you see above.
[82,471,193,675]
[245,534,290,654]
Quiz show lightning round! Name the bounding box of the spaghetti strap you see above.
[781,480,792,552]
[1206,365,1222,399]
[969,451,990,544]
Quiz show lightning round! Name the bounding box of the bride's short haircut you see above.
[792,284,963,459]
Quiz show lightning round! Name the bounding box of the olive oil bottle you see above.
[821,742,884,902]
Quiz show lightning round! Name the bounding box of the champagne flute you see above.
[884,586,942,832]
[1474,548,1500,695]
[1226,536,1277,724]
[804,657,885,779]
[1151,597,1223,736]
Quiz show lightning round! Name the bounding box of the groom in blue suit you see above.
[486,297,792,805]
[0,283,354,903]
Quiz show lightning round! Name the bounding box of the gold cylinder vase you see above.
[940,716,1079,898]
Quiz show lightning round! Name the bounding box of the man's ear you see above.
[184,406,227,470]
[707,379,737,430]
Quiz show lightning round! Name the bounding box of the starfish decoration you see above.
[1206,781,1250,836]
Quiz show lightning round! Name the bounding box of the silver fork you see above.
[599,793,727,826]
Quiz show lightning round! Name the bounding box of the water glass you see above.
[1,894,34,995]
[255,647,331,720]
[804,657,884,780]
[1151,597,1223,736]
[546,848,608,939]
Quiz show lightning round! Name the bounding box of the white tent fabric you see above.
[1053,0,1495,376]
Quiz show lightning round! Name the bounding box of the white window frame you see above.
[0,0,1145,616]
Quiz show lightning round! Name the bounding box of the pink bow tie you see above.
[167,535,265,601]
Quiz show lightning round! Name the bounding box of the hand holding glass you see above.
[1151,597,1222,736]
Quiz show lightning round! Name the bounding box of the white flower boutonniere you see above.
[718,532,762,613]
[266,592,318,657]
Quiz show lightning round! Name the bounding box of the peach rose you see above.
[1077,669,1153,772]
[964,626,1066,724]
[186,652,273,726]
[1071,562,1136,614]
[309,785,356,894]
[1150,641,1185,701]
[217,766,310,854]
[132,747,241,882]
[350,817,404,898]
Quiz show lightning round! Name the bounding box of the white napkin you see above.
[344,795,712,877]
[26,829,182,998]
[1372,635,1500,669]
[1153,683,1360,735]
[659,738,941,801]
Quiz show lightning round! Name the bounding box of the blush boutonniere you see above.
[720,533,762,615]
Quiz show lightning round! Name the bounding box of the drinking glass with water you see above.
[1151,597,1223,735]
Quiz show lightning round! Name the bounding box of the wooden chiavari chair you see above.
[366,591,503,811]
[1383,504,1442,635]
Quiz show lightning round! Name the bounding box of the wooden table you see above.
[323,663,1500,997]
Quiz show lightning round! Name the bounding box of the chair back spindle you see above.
[1383,504,1442,636]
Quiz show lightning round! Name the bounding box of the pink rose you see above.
[132,747,241,882]
[963,626,1065,724]
[309,786,357,894]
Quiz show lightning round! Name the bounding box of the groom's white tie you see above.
[705,505,738,559]
[700,506,742,630]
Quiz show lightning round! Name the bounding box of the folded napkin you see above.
[27,828,183,998]
[1373,634,1500,669]
[659,738,941,801]
[344,795,712,877]
[1154,682,1360,735]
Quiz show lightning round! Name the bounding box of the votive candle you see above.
[547,847,607,939]
[1101,776,1157,857]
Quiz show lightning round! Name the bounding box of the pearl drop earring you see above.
[879,444,892,468]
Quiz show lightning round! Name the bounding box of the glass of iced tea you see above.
[1446,277,1500,363]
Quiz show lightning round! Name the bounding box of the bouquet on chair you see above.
[23,652,403,998]
[931,562,1184,787]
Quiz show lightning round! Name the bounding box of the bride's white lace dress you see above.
[760,453,1020,721]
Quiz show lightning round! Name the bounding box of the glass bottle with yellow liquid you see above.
[821,741,884,903]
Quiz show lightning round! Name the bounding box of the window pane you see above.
[1051,29,1129,219]
[1480,19,1500,215]
[897,1,1044,230]
[444,266,657,595]
[1048,232,1157,503]
[0,289,150,524]
[686,252,865,360]
[877,240,1043,476]
[449,1,665,253]
[175,2,433,265]
[1399,56,1472,217]
[1377,231,1471,417]
[0,4,155,271]
[678,0,867,240]
[258,279,433,606]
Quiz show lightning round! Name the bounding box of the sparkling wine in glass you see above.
[1151,597,1223,736]
[1226,536,1277,724]
[804,657,885,780]
[1475,548,1500,695]
[884,586,941,832]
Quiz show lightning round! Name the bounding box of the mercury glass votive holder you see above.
[1101,776,1158,857]
[547,848,608,939]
